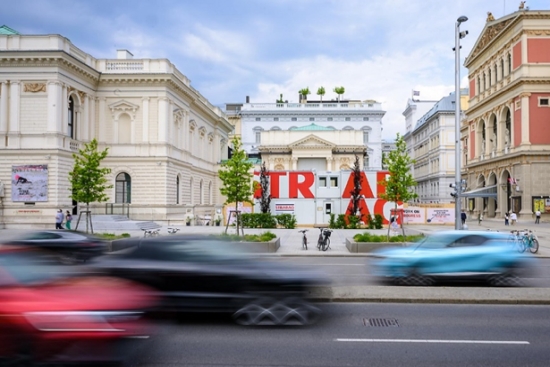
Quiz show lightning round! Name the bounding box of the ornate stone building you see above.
[0,26,233,228]
[462,8,550,220]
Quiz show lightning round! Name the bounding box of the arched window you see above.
[505,109,511,146]
[115,173,131,203]
[500,59,504,79]
[508,53,512,74]
[68,95,75,139]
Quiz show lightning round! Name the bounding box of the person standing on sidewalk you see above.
[510,211,517,225]
[504,212,509,226]
[461,210,467,226]
[55,209,64,229]
[535,210,541,224]
[65,210,73,230]
[478,212,483,225]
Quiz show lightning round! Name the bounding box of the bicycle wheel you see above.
[519,238,528,253]
[302,236,307,250]
[529,239,539,254]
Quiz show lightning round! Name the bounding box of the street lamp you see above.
[454,15,468,230]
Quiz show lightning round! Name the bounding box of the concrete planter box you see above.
[108,237,281,253]
[345,238,407,253]
[232,237,280,253]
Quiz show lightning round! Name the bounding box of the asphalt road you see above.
[277,257,550,287]
[131,303,550,367]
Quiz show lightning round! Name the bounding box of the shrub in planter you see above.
[240,213,277,228]
[275,214,297,229]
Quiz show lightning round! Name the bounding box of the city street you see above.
[131,303,550,367]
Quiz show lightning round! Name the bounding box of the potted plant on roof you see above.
[299,87,310,103]
[317,86,326,103]
[333,86,345,102]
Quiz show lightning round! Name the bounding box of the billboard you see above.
[11,165,48,202]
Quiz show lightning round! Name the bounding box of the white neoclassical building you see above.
[0,26,233,228]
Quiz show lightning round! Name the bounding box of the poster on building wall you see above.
[533,197,550,214]
[426,208,455,224]
[11,165,48,202]
[275,203,295,213]
[223,202,252,225]
[402,207,426,224]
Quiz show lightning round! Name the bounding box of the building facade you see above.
[462,8,550,220]
[0,27,233,228]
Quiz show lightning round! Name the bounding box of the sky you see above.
[3,0,548,140]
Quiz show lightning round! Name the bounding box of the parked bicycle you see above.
[522,229,539,254]
[298,229,308,250]
[316,228,332,252]
[509,229,539,254]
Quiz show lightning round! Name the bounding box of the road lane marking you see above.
[336,338,529,345]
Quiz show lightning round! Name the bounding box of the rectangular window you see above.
[363,131,369,144]
[274,117,279,121]
[309,117,315,121]
[255,117,261,121]
[327,117,333,121]
[319,177,327,187]
[539,98,549,107]
[291,117,297,121]
[255,132,261,144]
[330,177,338,187]
[345,117,351,121]
[363,117,369,121]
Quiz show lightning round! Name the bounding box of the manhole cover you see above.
[363,318,399,327]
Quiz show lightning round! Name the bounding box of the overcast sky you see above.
[3,0,547,140]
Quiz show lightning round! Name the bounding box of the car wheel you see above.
[58,253,79,265]
[488,268,524,287]
[233,296,320,326]
[398,268,433,286]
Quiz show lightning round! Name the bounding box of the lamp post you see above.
[454,15,468,230]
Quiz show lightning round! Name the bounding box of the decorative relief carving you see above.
[24,83,46,93]
[519,92,531,98]
[526,30,550,36]
[274,164,285,170]
[469,18,515,60]
[208,132,214,143]
[275,158,285,164]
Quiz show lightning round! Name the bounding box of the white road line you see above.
[336,338,530,345]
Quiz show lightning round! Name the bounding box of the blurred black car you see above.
[90,235,329,326]
[3,230,107,264]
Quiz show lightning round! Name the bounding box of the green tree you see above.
[333,86,345,102]
[298,87,311,102]
[69,138,112,233]
[316,86,326,103]
[378,133,418,240]
[219,136,254,235]
[276,93,285,104]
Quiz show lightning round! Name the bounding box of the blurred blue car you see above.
[370,230,536,286]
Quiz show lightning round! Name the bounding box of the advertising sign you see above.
[275,203,295,212]
[402,207,426,224]
[11,165,48,202]
[426,208,455,224]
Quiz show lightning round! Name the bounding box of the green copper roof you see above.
[0,25,20,35]
[290,123,335,131]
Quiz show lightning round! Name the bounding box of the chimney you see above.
[246,96,250,103]
[117,49,134,59]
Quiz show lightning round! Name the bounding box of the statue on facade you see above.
[487,12,495,22]
[492,131,497,152]
[504,128,510,146]
[481,138,486,155]
[519,1,526,10]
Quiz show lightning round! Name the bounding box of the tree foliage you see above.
[349,155,363,217]
[316,86,326,102]
[378,133,418,239]
[298,87,311,99]
[68,138,112,233]
[218,136,254,235]
[333,86,345,101]
[258,161,271,214]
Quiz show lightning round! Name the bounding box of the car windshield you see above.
[414,234,461,250]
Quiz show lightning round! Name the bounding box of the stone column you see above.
[98,98,106,142]
[47,81,61,133]
[520,92,530,145]
[158,98,168,142]
[142,97,149,143]
[0,81,8,134]
[8,81,20,133]
[61,84,68,134]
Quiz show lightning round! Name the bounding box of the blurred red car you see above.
[0,246,157,365]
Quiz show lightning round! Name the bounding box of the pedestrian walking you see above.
[55,209,64,229]
[535,210,541,224]
[65,210,73,230]
[510,211,517,225]
[461,210,467,226]
[478,213,483,225]
[504,212,509,226]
